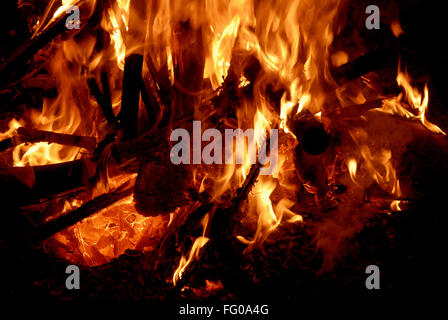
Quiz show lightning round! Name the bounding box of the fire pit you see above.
[1,0,447,310]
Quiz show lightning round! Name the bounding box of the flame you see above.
[391,20,404,38]
[173,211,210,286]
[380,68,445,135]
[2,0,134,167]
[173,236,209,286]
[12,33,100,166]
[390,200,402,212]
[347,158,358,182]
[3,0,446,283]
[106,9,127,70]
[347,129,401,197]
[44,174,167,266]
[102,0,131,70]
[205,16,240,89]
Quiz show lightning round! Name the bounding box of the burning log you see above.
[117,0,148,139]
[119,54,144,139]
[134,157,192,217]
[0,128,97,152]
[144,54,173,113]
[0,159,87,206]
[172,21,205,120]
[139,74,159,129]
[332,40,398,83]
[157,199,215,266]
[288,112,333,206]
[90,71,118,155]
[109,126,171,162]
[16,127,96,150]
[127,123,191,217]
[107,123,193,217]
[324,99,385,119]
[25,180,134,244]
[108,118,194,162]
[289,111,330,156]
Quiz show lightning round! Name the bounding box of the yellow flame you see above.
[381,69,445,135]
[390,200,402,212]
[173,236,209,286]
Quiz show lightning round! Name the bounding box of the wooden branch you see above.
[16,127,97,150]
[110,126,170,162]
[332,41,398,83]
[172,21,205,121]
[87,76,117,126]
[0,159,89,206]
[119,54,143,139]
[109,116,193,162]
[138,71,159,130]
[157,200,214,260]
[100,71,113,115]
[144,55,173,110]
[25,181,134,244]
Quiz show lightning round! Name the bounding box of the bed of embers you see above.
[1,0,448,302]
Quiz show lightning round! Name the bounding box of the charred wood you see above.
[16,127,96,150]
[119,54,143,139]
[87,75,117,126]
[25,181,133,244]
[144,55,173,111]
[332,40,398,84]
[0,159,88,206]
[138,71,159,130]
[172,21,205,121]
[0,128,97,152]
[324,99,385,119]
[134,157,191,217]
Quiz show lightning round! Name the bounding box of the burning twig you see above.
[87,75,117,126]
[16,127,96,150]
[119,54,143,139]
[144,55,173,111]
[25,180,134,244]
[0,128,97,152]
[158,200,215,256]
[139,68,162,130]
[116,0,148,138]
[0,160,87,206]
[332,40,398,84]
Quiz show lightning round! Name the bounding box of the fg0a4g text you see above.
[179,304,269,317]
